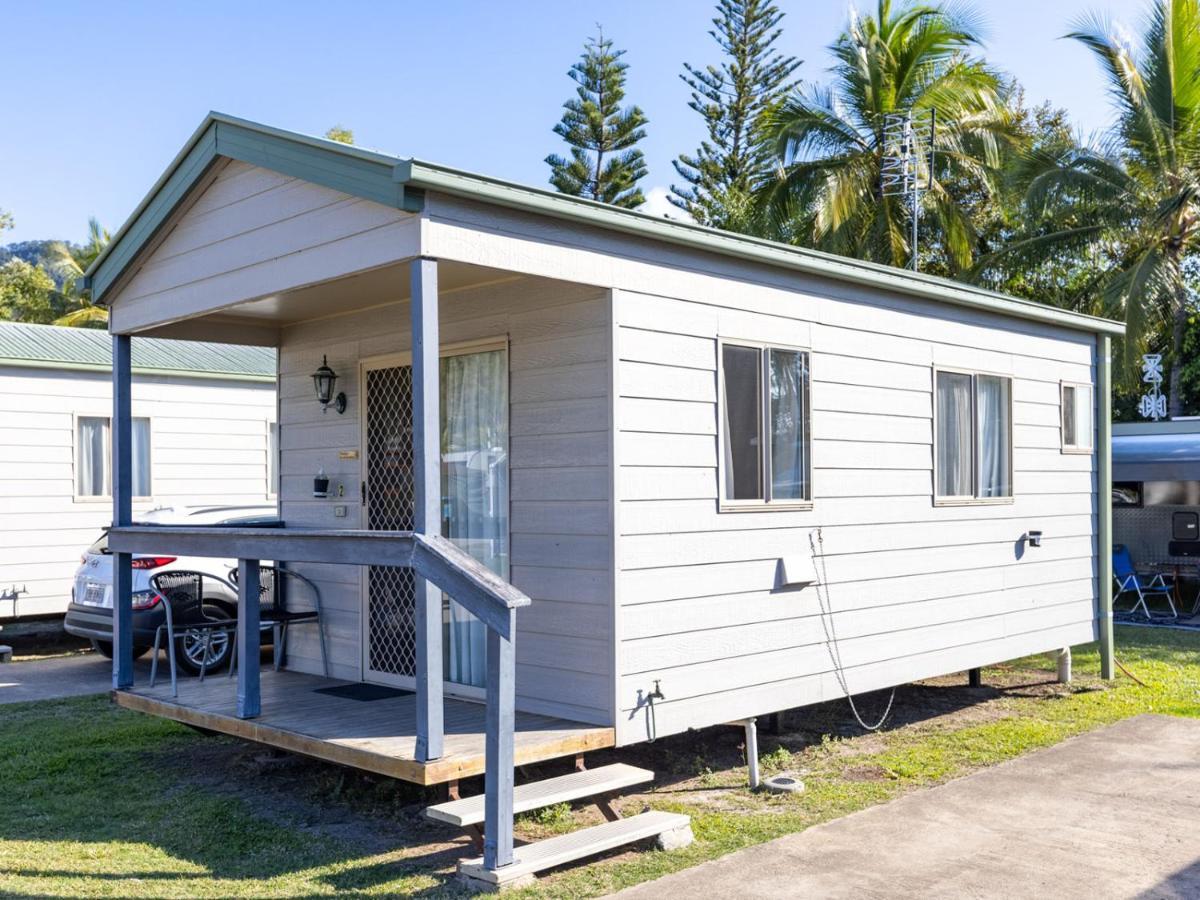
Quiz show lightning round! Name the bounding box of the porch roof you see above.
[86,111,1125,339]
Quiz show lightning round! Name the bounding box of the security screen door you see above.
[360,344,509,692]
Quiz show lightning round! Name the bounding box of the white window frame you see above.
[72,412,154,502]
[717,337,813,512]
[1060,381,1094,454]
[266,420,279,499]
[932,366,1014,506]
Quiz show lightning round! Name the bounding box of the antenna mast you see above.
[880,109,939,272]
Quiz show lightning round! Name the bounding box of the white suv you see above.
[64,504,279,672]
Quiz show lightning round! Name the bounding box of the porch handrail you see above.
[106,525,529,636]
[108,521,527,871]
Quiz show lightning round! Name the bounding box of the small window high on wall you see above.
[76,416,151,498]
[935,370,1012,503]
[719,341,811,509]
[1061,382,1094,452]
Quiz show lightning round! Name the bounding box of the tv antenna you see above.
[880,109,941,272]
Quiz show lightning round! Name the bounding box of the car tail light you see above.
[131,590,162,610]
[131,556,177,570]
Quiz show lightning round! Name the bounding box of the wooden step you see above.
[458,810,693,888]
[426,763,653,827]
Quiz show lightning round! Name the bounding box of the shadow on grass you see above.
[0,694,470,896]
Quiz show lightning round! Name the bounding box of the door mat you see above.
[314,683,413,702]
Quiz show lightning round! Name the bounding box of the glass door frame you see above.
[358,336,510,701]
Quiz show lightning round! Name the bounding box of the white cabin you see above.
[88,113,1121,879]
[0,321,276,619]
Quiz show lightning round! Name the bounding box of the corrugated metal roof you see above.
[0,322,275,380]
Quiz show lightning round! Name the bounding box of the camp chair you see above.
[227,564,328,677]
[148,570,240,697]
[1112,545,1178,619]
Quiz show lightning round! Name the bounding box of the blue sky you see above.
[2,0,1148,244]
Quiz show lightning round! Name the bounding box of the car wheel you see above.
[173,602,235,675]
[90,639,151,660]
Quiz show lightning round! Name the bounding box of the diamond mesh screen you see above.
[365,365,417,679]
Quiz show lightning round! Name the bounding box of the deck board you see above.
[114,669,614,785]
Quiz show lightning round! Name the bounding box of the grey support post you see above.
[111,334,134,690]
[744,718,760,789]
[236,559,261,718]
[483,613,516,871]
[411,256,444,761]
[1097,334,1115,680]
[1057,647,1073,684]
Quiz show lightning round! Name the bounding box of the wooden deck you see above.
[113,670,614,785]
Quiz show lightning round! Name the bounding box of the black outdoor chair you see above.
[227,564,328,677]
[148,570,240,697]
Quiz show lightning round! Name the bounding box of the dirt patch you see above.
[841,764,892,783]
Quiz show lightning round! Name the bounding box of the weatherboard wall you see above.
[108,159,418,335]
[274,276,614,726]
[0,366,276,619]
[611,287,1099,745]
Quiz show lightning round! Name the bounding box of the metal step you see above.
[458,810,693,887]
[426,763,653,827]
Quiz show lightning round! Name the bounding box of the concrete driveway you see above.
[0,652,154,704]
[617,715,1200,900]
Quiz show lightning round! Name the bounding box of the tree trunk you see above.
[1169,275,1190,419]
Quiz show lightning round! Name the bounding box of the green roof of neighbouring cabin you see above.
[0,322,275,380]
[84,111,1126,339]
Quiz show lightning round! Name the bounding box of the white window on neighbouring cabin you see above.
[1061,383,1093,452]
[935,371,1012,501]
[720,342,811,507]
[76,416,151,497]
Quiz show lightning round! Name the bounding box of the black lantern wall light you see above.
[312,355,347,414]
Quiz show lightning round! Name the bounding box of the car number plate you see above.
[81,582,108,607]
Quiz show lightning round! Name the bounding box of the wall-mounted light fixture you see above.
[312,355,346,414]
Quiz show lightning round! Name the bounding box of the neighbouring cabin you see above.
[87,113,1121,881]
[0,321,276,619]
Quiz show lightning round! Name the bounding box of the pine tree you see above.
[672,0,800,230]
[546,29,649,209]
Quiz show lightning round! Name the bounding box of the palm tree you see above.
[996,0,1200,414]
[756,0,1011,274]
[45,217,110,327]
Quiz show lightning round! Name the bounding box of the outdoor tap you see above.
[649,679,665,701]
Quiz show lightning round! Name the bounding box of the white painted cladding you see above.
[276,277,613,725]
[612,288,1099,745]
[0,367,276,618]
[109,159,419,334]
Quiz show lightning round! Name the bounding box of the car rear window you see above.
[88,532,110,555]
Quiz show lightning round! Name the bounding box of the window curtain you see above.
[132,418,151,496]
[770,349,809,500]
[976,375,1011,497]
[1062,386,1077,446]
[936,373,972,496]
[77,417,110,496]
[1073,386,1093,449]
[722,345,762,500]
[440,349,508,688]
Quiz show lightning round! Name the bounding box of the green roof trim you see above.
[88,112,1124,338]
[0,322,276,380]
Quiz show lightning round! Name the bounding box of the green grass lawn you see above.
[2,625,1198,898]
